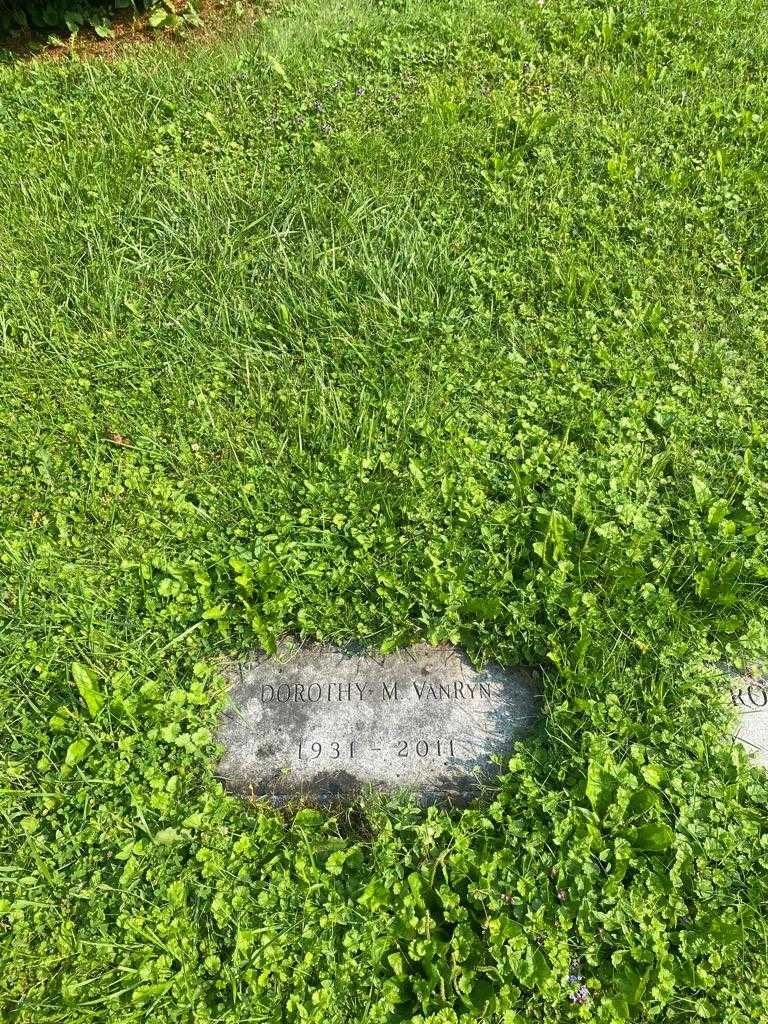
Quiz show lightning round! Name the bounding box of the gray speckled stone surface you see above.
[216,643,541,805]
[723,664,768,768]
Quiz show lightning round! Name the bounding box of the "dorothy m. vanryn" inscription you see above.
[216,643,540,805]
[258,678,495,703]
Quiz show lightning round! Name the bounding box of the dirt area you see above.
[0,0,266,62]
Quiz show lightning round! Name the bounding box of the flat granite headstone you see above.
[723,664,768,768]
[216,643,541,805]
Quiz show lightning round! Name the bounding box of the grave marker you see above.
[216,642,541,805]
[724,665,768,768]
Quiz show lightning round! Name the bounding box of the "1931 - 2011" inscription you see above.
[297,736,459,761]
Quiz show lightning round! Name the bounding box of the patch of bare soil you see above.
[1,0,266,62]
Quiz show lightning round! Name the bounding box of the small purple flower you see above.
[567,974,583,984]
[356,86,366,96]
[569,984,590,1005]
[333,78,344,90]
[522,61,531,73]
[321,122,332,134]
[557,889,568,902]
[315,101,325,113]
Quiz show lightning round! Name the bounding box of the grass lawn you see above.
[2,0,768,1019]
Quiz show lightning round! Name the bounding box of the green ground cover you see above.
[2,0,768,1019]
